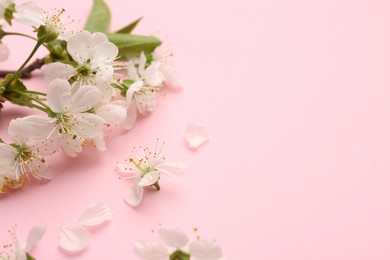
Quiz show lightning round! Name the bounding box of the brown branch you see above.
[0,58,45,79]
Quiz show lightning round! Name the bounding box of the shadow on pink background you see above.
[1,0,390,259]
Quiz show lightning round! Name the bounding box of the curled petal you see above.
[188,240,223,260]
[138,171,160,187]
[158,228,189,249]
[78,203,113,228]
[58,224,90,253]
[156,162,186,177]
[133,240,169,260]
[124,179,143,207]
[25,224,46,252]
[184,123,209,150]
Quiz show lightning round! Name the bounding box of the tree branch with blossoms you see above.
[0,0,180,193]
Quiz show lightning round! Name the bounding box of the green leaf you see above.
[107,33,161,58]
[84,0,111,33]
[115,17,143,34]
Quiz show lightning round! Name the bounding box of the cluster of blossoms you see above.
[0,0,179,193]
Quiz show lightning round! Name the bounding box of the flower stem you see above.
[15,41,43,78]
[4,32,37,41]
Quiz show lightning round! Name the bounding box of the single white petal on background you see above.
[158,228,189,249]
[47,79,72,113]
[188,240,223,260]
[156,162,186,177]
[44,62,76,82]
[138,171,160,187]
[58,224,90,253]
[185,123,209,150]
[133,240,169,260]
[78,203,113,228]
[124,179,144,207]
[24,224,46,252]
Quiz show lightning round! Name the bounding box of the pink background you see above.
[1,0,390,259]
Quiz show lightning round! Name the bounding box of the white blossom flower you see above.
[116,141,186,207]
[0,116,58,190]
[24,79,105,157]
[123,52,164,129]
[133,228,224,260]
[0,224,46,260]
[44,31,118,102]
[13,2,74,39]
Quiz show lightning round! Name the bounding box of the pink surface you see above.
[1,0,390,259]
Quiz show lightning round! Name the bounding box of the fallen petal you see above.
[58,224,90,253]
[25,224,46,252]
[184,123,209,150]
[78,203,113,228]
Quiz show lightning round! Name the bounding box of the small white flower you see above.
[44,31,118,102]
[0,224,46,260]
[0,116,58,189]
[116,141,186,207]
[133,227,224,260]
[123,52,164,129]
[13,2,74,39]
[26,79,105,157]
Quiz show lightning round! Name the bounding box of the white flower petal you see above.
[122,102,138,130]
[126,81,144,103]
[30,159,52,180]
[138,52,147,76]
[67,31,93,63]
[61,135,83,157]
[70,85,101,113]
[74,113,104,139]
[47,79,72,113]
[96,101,127,125]
[156,162,186,177]
[133,240,169,260]
[91,32,109,46]
[188,240,223,260]
[127,61,140,81]
[92,133,106,152]
[58,224,90,253]
[91,42,118,65]
[14,2,44,27]
[138,171,160,187]
[158,228,189,249]
[78,203,113,228]
[44,62,76,83]
[25,224,46,252]
[116,162,132,173]
[184,123,209,150]
[143,62,164,87]
[0,143,17,164]
[124,179,143,207]
[9,116,54,143]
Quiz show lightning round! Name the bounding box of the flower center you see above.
[77,65,92,77]
[169,250,191,260]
